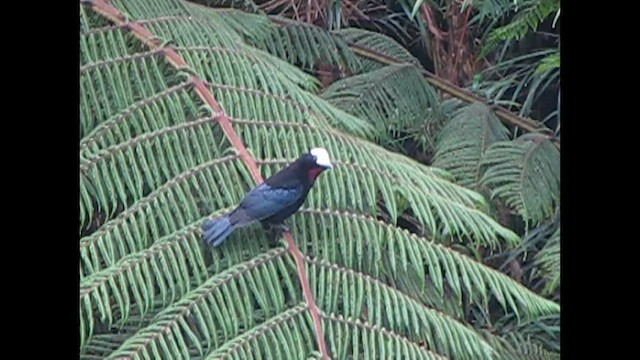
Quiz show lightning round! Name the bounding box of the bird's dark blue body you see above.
[202,149,332,247]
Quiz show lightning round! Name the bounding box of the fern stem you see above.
[81,1,331,357]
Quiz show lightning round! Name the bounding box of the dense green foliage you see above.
[80,0,560,358]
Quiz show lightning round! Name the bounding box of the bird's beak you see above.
[324,163,333,169]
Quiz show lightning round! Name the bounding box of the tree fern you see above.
[321,64,441,151]
[480,134,560,227]
[433,103,510,190]
[294,210,558,318]
[198,8,363,76]
[481,0,560,57]
[80,0,559,358]
[252,22,362,74]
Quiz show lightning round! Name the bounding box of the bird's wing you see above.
[238,183,302,221]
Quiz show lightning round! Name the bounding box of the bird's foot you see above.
[273,223,290,233]
[263,223,290,246]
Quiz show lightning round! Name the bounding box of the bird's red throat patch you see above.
[308,167,325,181]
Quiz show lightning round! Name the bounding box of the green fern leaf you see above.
[335,28,422,73]
[481,0,560,57]
[254,24,362,74]
[480,134,560,226]
[321,64,441,150]
[484,332,560,360]
[433,103,510,189]
[198,9,363,75]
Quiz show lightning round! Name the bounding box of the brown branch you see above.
[421,3,444,79]
[81,1,330,358]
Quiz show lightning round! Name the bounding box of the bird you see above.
[202,147,333,247]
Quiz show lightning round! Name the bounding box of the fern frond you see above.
[484,332,560,360]
[80,226,205,346]
[293,210,558,319]
[79,115,232,231]
[322,313,448,360]
[308,258,494,360]
[335,27,421,73]
[535,227,559,295]
[80,156,244,278]
[81,298,172,359]
[321,64,440,150]
[496,313,560,353]
[80,35,182,137]
[480,134,560,226]
[82,334,133,360]
[79,80,202,153]
[188,7,362,75]
[104,248,301,359]
[433,103,510,189]
[81,206,553,350]
[205,304,316,359]
[80,18,377,231]
[252,24,362,74]
[197,7,275,43]
[477,48,560,122]
[80,222,285,344]
[80,3,113,31]
[482,0,560,56]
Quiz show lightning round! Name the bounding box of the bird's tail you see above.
[202,216,235,247]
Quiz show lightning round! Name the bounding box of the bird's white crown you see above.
[310,147,333,169]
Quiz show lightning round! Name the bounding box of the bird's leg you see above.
[273,222,290,233]
[261,222,288,246]
[261,222,290,246]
